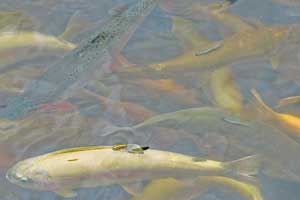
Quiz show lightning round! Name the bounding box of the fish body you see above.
[0,0,158,120]
[109,107,300,182]
[0,32,76,51]
[210,66,243,114]
[0,32,76,71]
[131,2,300,73]
[6,145,259,197]
[134,176,263,200]
[81,89,156,124]
[128,78,201,107]
[148,26,290,71]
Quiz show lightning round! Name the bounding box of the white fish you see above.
[6,144,260,198]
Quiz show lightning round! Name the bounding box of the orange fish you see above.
[128,78,201,107]
[251,88,300,140]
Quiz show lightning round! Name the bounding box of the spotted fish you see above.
[0,0,159,120]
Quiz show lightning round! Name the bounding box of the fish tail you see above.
[251,88,277,117]
[225,155,261,179]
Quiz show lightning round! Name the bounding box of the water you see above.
[0,0,300,199]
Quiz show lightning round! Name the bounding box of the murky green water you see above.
[0,0,300,199]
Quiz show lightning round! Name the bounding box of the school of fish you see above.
[0,0,299,199]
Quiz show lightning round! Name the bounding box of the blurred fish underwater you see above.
[0,0,300,199]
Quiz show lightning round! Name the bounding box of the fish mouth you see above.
[6,167,20,184]
[6,164,33,187]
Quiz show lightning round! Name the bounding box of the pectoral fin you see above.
[122,182,144,197]
[54,189,77,198]
[194,42,223,56]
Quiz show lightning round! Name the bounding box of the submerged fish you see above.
[107,107,300,182]
[251,89,300,141]
[80,89,156,125]
[210,66,243,114]
[127,78,201,107]
[6,144,259,198]
[134,176,263,200]
[0,0,159,120]
[121,2,300,76]
[0,32,76,51]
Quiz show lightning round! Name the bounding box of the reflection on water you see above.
[0,0,300,199]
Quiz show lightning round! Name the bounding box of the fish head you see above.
[6,157,53,191]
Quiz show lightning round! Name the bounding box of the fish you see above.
[6,144,260,198]
[127,78,201,107]
[119,2,300,76]
[210,66,243,114]
[106,107,300,182]
[251,88,300,141]
[0,31,76,51]
[134,176,263,200]
[0,31,76,71]
[79,88,156,125]
[0,0,159,120]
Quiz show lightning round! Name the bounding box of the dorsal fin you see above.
[113,144,149,154]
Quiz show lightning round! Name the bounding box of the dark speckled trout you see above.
[0,0,158,120]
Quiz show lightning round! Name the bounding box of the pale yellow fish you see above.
[168,16,244,114]
[146,3,297,72]
[134,176,263,200]
[6,145,259,198]
[210,66,243,114]
[0,31,76,50]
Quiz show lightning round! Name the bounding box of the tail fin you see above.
[225,155,261,179]
[251,88,277,117]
